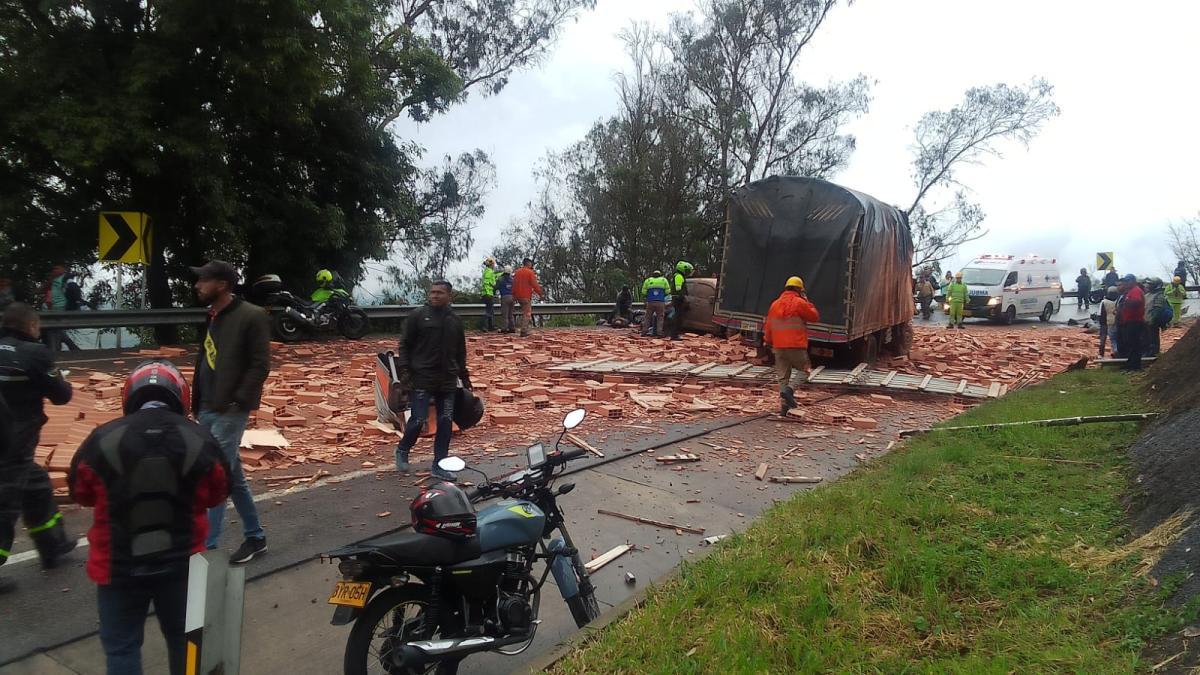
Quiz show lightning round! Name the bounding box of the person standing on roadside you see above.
[1167,276,1187,328]
[69,361,229,675]
[512,258,543,338]
[1099,286,1119,357]
[1075,268,1092,310]
[190,261,271,564]
[480,257,499,332]
[641,270,669,337]
[1116,274,1145,371]
[764,276,820,416]
[916,271,935,320]
[666,261,694,341]
[497,268,515,334]
[40,265,81,352]
[0,303,76,588]
[946,272,968,329]
[394,281,471,480]
[1103,268,1119,290]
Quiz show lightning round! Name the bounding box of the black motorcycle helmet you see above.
[453,388,485,430]
[411,481,477,540]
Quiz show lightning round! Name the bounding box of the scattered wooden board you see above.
[770,475,823,484]
[564,432,604,458]
[585,544,633,573]
[754,463,769,481]
[597,509,705,534]
[655,453,700,464]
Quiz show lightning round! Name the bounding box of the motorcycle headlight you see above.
[987,296,1001,306]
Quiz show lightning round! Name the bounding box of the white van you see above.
[953,254,1063,324]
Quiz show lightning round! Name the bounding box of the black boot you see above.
[780,387,798,410]
[31,515,76,570]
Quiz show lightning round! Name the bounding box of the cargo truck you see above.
[713,176,914,364]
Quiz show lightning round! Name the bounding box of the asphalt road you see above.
[0,394,948,673]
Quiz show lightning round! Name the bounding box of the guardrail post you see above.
[184,550,246,675]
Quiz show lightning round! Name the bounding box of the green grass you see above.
[554,370,1195,674]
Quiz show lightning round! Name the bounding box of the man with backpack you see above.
[69,361,229,675]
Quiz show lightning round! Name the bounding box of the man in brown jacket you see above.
[191,260,272,564]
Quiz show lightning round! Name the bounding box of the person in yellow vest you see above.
[1167,275,1187,328]
[946,271,968,329]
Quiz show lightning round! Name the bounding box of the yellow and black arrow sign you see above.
[1096,252,1114,271]
[99,212,151,264]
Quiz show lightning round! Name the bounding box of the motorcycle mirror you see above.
[562,409,586,430]
[438,456,466,473]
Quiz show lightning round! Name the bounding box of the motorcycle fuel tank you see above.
[477,500,545,552]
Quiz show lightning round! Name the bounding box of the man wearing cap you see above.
[763,276,820,415]
[480,257,498,332]
[946,272,968,329]
[1116,274,1146,371]
[190,260,272,564]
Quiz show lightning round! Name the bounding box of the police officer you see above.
[0,303,75,586]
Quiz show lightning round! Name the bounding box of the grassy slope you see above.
[555,370,1194,674]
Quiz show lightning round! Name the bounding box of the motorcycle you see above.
[325,409,601,674]
[252,274,370,341]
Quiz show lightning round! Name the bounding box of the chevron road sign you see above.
[1096,252,1114,271]
[99,211,152,264]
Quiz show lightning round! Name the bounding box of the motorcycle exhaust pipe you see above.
[283,306,319,331]
[396,634,531,666]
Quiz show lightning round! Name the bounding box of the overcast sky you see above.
[375,0,1200,294]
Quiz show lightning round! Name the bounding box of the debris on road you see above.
[655,453,700,464]
[700,534,729,546]
[597,509,705,535]
[585,544,633,573]
[770,475,823,484]
[755,463,769,480]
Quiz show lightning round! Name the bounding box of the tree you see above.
[0,0,592,341]
[384,150,496,300]
[1167,215,1200,286]
[904,79,1060,267]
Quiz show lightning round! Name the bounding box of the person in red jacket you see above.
[69,361,229,675]
[763,276,821,414]
[1116,274,1146,371]
[512,258,544,337]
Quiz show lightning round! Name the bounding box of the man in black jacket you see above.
[395,280,471,480]
[0,303,76,585]
[190,260,272,564]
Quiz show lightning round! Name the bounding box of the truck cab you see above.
[956,254,1062,324]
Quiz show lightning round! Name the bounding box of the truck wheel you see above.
[1003,306,1016,325]
[847,333,879,366]
[1039,303,1054,322]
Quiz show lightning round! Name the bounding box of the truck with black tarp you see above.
[714,176,914,363]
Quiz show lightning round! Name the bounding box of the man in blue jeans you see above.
[395,280,471,480]
[190,260,272,564]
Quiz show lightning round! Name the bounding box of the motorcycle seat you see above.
[359,530,481,566]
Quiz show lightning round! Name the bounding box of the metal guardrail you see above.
[38,302,643,330]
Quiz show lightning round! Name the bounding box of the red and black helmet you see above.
[411,481,476,540]
[122,360,191,415]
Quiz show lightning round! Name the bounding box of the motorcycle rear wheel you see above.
[344,586,458,675]
[273,312,306,342]
[339,308,370,340]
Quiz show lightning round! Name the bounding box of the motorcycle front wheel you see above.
[344,586,458,675]
[338,308,370,340]
[273,312,306,342]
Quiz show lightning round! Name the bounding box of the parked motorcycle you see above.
[325,409,601,674]
[251,274,370,341]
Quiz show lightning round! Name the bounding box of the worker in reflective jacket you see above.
[641,271,670,337]
[1167,276,1187,328]
[946,272,968,329]
[763,276,820,415]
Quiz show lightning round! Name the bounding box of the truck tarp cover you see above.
[719,176,913,342]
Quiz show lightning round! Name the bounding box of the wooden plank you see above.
[611,359,645,373]
[645,361,682,373]
[585,544,633,574]
[808,365,826,380]
[842,363,868,384]
[688,362,718,375]
[727,363,755,377]
[955,379,968,395]
[564,432,604,458]
[987,382,1002,398]
[572,356,619,370]
[655,453,700,463]
[769,475,823,484]
[597,509,705,534]
[880,370,898,387]
[918,374,934,391]
[755,463,769,481]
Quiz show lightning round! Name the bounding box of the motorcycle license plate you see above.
[328,581,371,608]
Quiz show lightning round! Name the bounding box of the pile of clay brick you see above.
[37,323,1154,490]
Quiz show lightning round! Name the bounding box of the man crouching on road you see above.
[764,276,820,416]
[395,280,472,480]
[69,361,229,675]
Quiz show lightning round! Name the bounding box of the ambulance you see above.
[952,254,1063,324]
